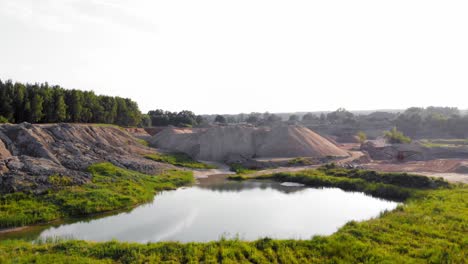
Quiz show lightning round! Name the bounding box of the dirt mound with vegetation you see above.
[0,123,174,194]
[151,125,348,161]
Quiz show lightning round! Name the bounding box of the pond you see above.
[0,177,398,242]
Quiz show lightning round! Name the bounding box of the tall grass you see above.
[247,165,448,201]
[145,153,216,169]
[228,164,256,175]
[0,186,466,263]
[0,163,194,228]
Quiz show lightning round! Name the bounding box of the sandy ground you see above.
[192,149,468,184]
[338,145,468,184]
[152,125,348,161]
[361,160,468,184]
[192,161,235,179]
[248,165,321,177]
[247,161,468,183]
[412,172,468,184]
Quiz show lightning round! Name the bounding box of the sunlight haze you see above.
[1,0,467,114]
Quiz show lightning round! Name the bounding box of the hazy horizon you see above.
[1,0,467,114]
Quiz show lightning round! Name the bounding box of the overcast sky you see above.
[1,0,467,114]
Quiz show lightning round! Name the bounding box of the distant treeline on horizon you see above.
[2,79,468,139]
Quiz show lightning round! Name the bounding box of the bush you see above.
[384,127,411,144]
[0,116,8,123]
[287,157,312,166]
[357,131,367,143]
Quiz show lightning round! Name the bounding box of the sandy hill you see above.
[150,125,348,161]
[0,123,174,194]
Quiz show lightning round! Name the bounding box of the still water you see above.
[1,179,398,242]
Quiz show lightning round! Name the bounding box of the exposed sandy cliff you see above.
[0,123,173,194]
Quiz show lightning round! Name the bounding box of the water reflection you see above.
[0,179,398,242]
[197,177,306,194]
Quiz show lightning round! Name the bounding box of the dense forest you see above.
[0,79,141,126]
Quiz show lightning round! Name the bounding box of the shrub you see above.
[357,131,367,143]
[0,116,8,123]
[229,164,255,175]
[384,127,411,144]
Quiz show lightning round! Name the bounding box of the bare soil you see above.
[151,125,348,162]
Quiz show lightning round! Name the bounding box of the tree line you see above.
[0,79,141,126]
[146,109,203,127]
[394,107,468,138]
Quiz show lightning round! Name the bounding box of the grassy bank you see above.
[420,138,468,148]
[0,163,193,228]
[1,167,465,263]
[0,185,465,263]
[228,164,257,175]
[145,152,216,169]
[229,165,448,201]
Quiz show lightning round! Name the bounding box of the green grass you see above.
[1,166,466,263]
[145,153,216,169]
[0,185,466,263]
[231,164,448,201]
[0,163,193,228]
[287,157,313,166]
[135,138,149,147]
[229,164,257,175]
[420,139,468,148]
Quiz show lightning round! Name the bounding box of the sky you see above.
[0,0,467,114]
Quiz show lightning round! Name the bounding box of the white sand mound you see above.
[150,125,348,161]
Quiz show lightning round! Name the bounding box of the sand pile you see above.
[150,125,348,161]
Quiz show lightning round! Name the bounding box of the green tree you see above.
[13,82,26,123]
[319,113,326,123]
[30,93,44,123]
[288,114,299,122]
[100,96,118,124]
[0,79,142,126]
[214,115,227,123]
[0,80,14,122]
[53,90,67,122]
[66,90,83,122]
[246,113,260,124]
[176,110,196,126]
[196,115,204,125]
[302,113,317,122]
[40,83,54,123]
[327,108,355,125]
[267,114,281,122]
[140,114,152,127]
